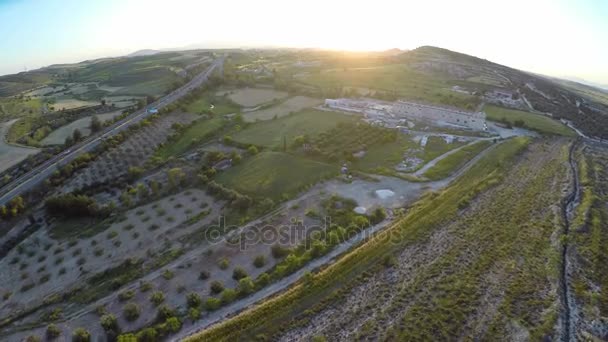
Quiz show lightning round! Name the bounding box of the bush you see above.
[100,313,119,332]
[238,277,255,295]
[123,302,141,321]
[210,280,224,294]
[118,290,135,302]
[187,292,202,308]
[150,291,165,306]
[218,257,230,270]
[232,267,248,280]
[162,269,174,280]
[156,304,176,321]
[164,317,182,333]
[220,289,237,304]
[136,328,157,342]
[188,307,201,321]
[72,328,91,342]
[205,297,221,311]
[139,281,153,292]
[253,255,266,268]
[271,244,289,258]
[46,324,61,339]
[199,271,210,280]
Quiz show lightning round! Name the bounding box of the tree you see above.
[238,277,255,295]
[72,128,83,142]
[167,168,186,189]
[232,267,248,280]
[188,307,201,321]
[136,328,157,342]
[210,280,224,294]
[165,317,182,333]
[220,288,237,303]
[123,302,141,321]
[186,292,202,308]
[72,328,91,342]
[253,255,266,268]
[46,324,61,339]
[150,291,165,306]
[90,115,102,133]
[247,145,259,155]
[204,297,221,311]
[100,314,119,333]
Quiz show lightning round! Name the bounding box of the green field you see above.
[216,152,337,201]
[0,98,44,121]
[423,140,493,180]
[354,136,465,174]
[186,95,240,115]
[485,105,576,136]
[233,110,359,148]
[299,64,479,109]
[156,117,224,159]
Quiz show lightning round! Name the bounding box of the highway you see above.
[0,58,224,206]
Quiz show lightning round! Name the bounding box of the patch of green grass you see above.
[186,96,240,115]
[233,109,359,149]
[216,152,338,201]
[423,140,493,180]
[485,105,576,136]
[156,117,224,159]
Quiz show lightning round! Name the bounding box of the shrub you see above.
[136,328,157,342]
[118,290,135,302]
[187,292,202,308]
[218,258,230,270]
[162,269,174,280]
[139,281,153,292]
[100,314,119,332]
[150,291,165,306]
[271,244,289,258]
[188,307,201,321]
[210,280,224,294]
[253,255,266,268]
[72,328,91,342]
[220,289,237,304]
[77,257,86,266]
[238,277,255,295]
[164,317,182,333]
[205,297,221,311]
[199,270,210,280]
[232,267,248,280]
[46,324,61,339]
[156,304,175,321]
[25,336,41,342]
[58,267,66,275]
[123,302,141,321]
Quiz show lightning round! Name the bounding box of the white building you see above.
[390,101,486,131]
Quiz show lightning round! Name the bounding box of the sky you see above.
[0,0,607,84]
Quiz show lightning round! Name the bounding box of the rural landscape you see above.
[0,40,608,342]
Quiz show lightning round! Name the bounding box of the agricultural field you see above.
[0,119,40,173]
[51,98,99,111]
[186,94,241,116]
[297,64,480,109]
[485,105,576,136]
[243,96,322,122]
[216,152,338,201]
[155,117,224,159]
[233,109,359,148]
[41,110,123,145]
[0,98,44,121]
[63,112,197,192]
[422,140,493,180]
[216,87,288,107]
[187,137,574,341]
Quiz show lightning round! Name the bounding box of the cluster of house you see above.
[324,98,487,131]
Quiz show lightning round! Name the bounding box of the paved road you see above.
[0,58,224,206]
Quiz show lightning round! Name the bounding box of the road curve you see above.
[0,58,224,206]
